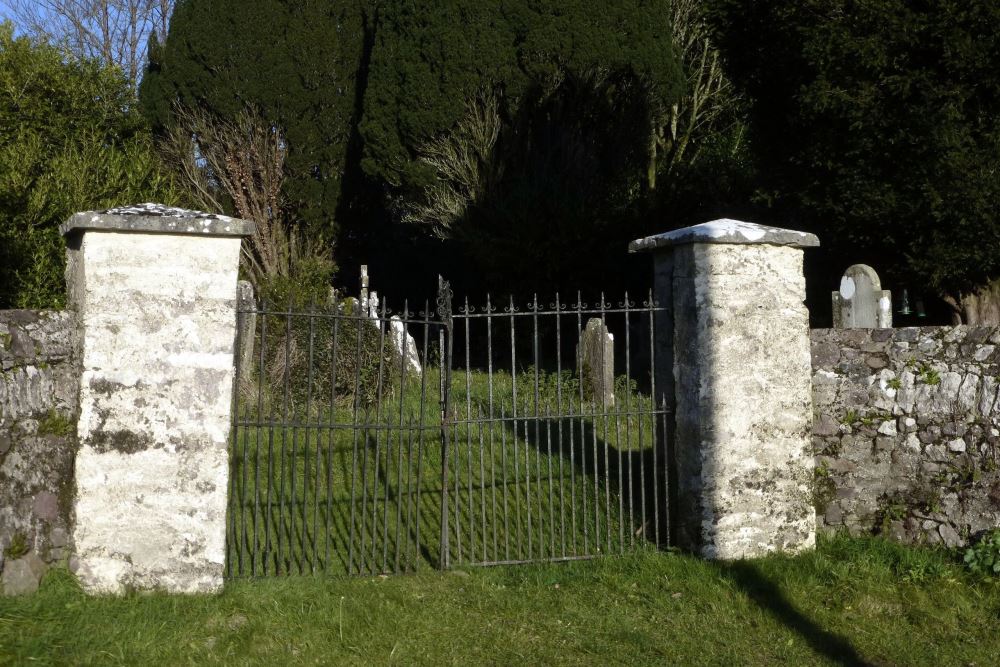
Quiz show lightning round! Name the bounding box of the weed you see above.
[36,409,74,438]
[841,409,859,426]
[917,363,940,386]
[3,532,28,559]
[964,529,1000,576]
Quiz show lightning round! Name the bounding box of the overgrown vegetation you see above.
[36,409,74,438]
[964,529,1000,576]
[2,535,999,665]
[710,0,1000,323]
[0,21,180,309]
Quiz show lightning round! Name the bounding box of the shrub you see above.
[247,295,404,415]
[0,21,180,309]
[964,529,1000,576]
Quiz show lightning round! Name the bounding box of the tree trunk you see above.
[945,279,1000,325]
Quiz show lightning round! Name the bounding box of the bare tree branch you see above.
[402,89,503,237]
[159,104,330,290]
[5,0,174,85]
[647,0,740,189]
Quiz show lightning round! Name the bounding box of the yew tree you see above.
[710,0,1000,323]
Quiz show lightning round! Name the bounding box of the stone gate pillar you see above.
[630,219,819,559]
[61,204,254,594]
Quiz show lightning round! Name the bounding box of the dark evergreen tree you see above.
[139,0,370,238]
[358,0,686,296]
[143,0,688,298]
[709,1,1000,323]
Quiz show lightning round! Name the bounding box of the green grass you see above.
[2,535,999,665]
[228,367,665,577]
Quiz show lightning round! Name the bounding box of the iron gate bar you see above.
[226,280,670,578]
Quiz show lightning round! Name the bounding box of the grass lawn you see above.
[228,366,667,577]
[2,535,999,666]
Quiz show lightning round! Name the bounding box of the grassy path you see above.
[2,535,999,665]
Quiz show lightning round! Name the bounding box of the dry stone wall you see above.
[0,310,77,595]
[811,326,1000,547]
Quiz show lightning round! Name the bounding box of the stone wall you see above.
[0,310,78,594]
[811,326,1000,547]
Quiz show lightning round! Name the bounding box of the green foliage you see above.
[145,1,689,296]
[3,532,28,559]
[3,537,1000,665]
[710,1,1000,303]
[0,22,180,309]
[36,409,74,438]
[360,0,682,190]
[918,364,941,386]
[139,1,369,238]
[877,484,943,535]
[250,299,398,413]
[359,1,685,293]
[964,529,1000,576]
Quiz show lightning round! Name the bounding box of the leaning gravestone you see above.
[236,281,257,375]
[832,264,892,328]
[578,318,614,407]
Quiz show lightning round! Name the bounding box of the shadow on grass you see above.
[510,413,667,547]
[713,559,872,667]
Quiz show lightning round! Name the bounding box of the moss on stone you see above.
[88,429,149,454]
[4,532,28,559]
[36,410,74,438]
[812,464,837,515]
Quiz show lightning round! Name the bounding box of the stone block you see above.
[63,204,253,595]
[813,413,840,436]
[811,343,841,367]
[2,552,47,596]
[634,220,817,559]
[32,492,59,522]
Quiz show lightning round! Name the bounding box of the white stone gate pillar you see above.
[61,204,254,594]
[630,219,819,559]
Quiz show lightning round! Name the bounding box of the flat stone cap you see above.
[629,218,819,252]
[60,203,255,238]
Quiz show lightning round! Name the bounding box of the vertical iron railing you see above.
[226,281,669,578]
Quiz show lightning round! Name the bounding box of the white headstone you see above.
[578,318,614,407]
[832,264,892,328]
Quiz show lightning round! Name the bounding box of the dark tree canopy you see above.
[143,0,688,297]
[709,0,1000,316]
[356,0,685,294]
[360,0,683,192]
[139,0,370,237]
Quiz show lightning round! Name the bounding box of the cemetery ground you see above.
[1,534,999,665]
[226,366,664,575]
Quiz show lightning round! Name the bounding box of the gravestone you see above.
[389,316,423,375]
[578,318,614,406]
[832,264,892,328]
[236,280,257,376]
[358,266,421,375]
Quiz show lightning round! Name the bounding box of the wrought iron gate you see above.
[225,279,669,578]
